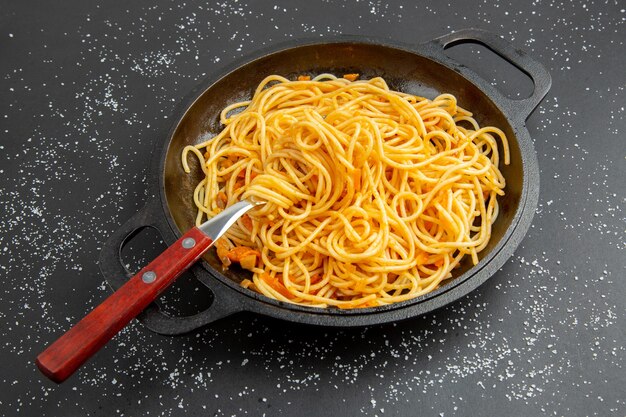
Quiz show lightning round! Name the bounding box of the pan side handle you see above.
[429,28,552,120]
[98,198,238,335]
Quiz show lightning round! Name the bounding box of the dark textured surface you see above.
[1,1,624,416]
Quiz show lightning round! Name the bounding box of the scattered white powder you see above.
[0,1,624,416]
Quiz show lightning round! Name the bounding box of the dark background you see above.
[1,1,624,416]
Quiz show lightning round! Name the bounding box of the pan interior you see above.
[163,42,523,309]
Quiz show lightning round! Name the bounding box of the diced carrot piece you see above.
[241,214,253,231]
[234,180,245,190]
[215,239,231,266]
[297,75,311,81]
[343,73,359,81]
[434,258,444,267]
[239,254,257,271]
[216,192,227,209]
[226,246,261,263]
[260,273,293,299]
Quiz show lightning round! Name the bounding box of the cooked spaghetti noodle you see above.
[182,74,509,308]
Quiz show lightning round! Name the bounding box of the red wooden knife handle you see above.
[36,227,213,383]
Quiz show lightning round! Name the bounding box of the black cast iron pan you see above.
[99,29,551,334]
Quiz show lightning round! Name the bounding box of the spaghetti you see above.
[182,74,509,308]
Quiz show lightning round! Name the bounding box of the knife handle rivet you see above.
[142,271,157,284]
[182,237,196,249]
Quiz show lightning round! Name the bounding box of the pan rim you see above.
[156,35,540,323]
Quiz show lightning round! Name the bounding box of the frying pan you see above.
[99,29,550,334]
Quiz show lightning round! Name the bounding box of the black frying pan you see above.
[99,29,550,334]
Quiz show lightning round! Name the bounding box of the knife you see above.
[36,200,262,383]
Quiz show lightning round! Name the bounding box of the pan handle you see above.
[98,198,238,335]
[430,28,551,120]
